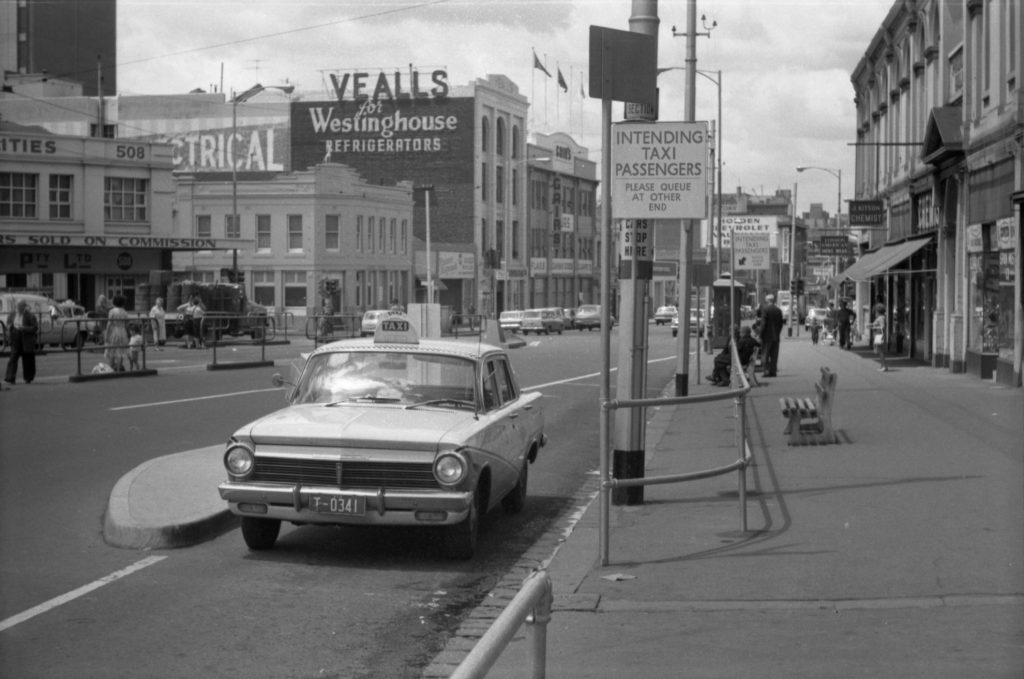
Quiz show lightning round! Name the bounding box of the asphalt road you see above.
[0,326,683,678]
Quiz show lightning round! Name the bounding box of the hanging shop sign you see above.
[819,235,854,256]
[849,200,885,228]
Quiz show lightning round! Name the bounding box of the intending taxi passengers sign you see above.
[611,121,709,220]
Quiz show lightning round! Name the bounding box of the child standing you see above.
[128,324,144,371]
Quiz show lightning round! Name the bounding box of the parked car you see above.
[805,307,830,331]
[0,293,97,350]
[217,313,547,559]
[498,310,524,333]
[360,309,390,337]
[575,304,613,331]
[520,308,564,335]
[670,310,704,337]
[653,305,678,325]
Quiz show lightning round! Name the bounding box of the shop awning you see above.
[831,236,934,286]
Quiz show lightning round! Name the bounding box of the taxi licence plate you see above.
[308,494,365,516]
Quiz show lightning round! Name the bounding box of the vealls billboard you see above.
[290,69,475,246]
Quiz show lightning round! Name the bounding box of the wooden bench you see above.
[779,367,838,445]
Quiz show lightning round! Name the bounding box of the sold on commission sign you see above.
[611,121,708,219]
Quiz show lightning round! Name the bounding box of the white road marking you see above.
[523,355,674,391]
[110,387,282,411]
[0,556,167,632]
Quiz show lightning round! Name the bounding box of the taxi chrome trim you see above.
[219,482,473,525]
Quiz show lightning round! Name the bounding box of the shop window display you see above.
[967,220,1016,359]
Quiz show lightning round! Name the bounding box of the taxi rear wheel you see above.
[241,517,281,550]
[443,493,479,560]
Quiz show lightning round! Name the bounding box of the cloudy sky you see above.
[117,0,893,216]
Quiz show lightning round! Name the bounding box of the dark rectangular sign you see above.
[589,26,657,106]
[819,235,853,256]
[848,200,885,227]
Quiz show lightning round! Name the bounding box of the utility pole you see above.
[671,0,714,395]
[611,0,659,505]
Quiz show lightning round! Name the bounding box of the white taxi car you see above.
[218,312,546,559]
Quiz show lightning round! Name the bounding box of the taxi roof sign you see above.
[373,312,419,344]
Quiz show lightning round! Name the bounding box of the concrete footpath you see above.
[423,336,1024,678]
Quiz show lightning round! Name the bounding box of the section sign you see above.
[611,121,708,219]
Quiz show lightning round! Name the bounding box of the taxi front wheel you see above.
[443,493,479,560]
[241,517,281,550]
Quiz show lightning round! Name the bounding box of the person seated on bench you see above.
[708,326,761,386]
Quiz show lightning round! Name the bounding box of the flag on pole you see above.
[533,50,551,77]
[557,68,568,92]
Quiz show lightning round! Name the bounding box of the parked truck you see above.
[169,282,271,341]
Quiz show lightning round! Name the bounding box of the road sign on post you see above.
[732,232,771,270]
[617,219,653,279]
[611,121,709,220]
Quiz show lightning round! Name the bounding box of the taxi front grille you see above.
[252,457,438,490]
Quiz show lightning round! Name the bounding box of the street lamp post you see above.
[230,83,294,280]
[796,165,842,305]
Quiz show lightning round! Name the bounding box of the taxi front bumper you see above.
[218,481,472,526]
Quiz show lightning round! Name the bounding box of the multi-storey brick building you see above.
[849,0,1021,386]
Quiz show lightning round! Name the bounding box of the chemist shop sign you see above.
[611,121,708,219]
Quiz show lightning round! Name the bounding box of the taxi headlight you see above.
[434,451,467,486]
[224,444,255,477]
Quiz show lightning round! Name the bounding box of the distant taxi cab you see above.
[218,312,546,559]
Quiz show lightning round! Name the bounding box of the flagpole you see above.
[531,51,536,131]
[568,68,573,135]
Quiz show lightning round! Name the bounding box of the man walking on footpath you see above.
[4,299,38,385]
[836,299,856,350]
[757,294,785,377]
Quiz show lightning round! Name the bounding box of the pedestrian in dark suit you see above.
[836,299,856,349]
[757,294,785,377]
[5,300,39,385]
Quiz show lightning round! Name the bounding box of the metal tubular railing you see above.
[63,314,155,379]
[450,313,486,338]
[600,339,753,565]
[449,570,553,679]
[277,311,295,341]
[306,313,362,348]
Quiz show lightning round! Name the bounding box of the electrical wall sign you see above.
[611,121,709,219]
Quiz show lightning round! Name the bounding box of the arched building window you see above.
[496,118,506,157]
